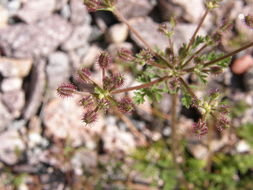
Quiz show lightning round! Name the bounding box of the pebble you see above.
[0,100,12,131]
[106,23,128,44]
[0,5,8,28]
[2,90,25,118]
[0,57,32,77]
[236,140,251,153]
[231,55,253,74]
[47,51,70,90]
[0,129,25,165]
[16,0,55,23]
[1,77,22,92]
[116,0,153,19]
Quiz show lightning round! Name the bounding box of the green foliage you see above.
[237,123,253,147]
[181,88,192,108]
[132,140,253,190]
[231,100,250,118]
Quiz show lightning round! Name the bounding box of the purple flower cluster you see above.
[57,52,133,125]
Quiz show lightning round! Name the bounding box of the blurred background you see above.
[0,0,253,189]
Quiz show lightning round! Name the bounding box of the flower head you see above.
[118,97,134,113]
[193,120,208,139]
[57,83,77,98]
[82,110,97,124]
[118,48,134,62]
[97,51,112,69]
[244,14,253,28]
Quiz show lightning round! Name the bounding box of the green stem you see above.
[111,76,170,94]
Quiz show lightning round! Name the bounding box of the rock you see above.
[0,15,72,58]
[46,51,70,91]
[244,65,253,91]
[188,143,208,160]
[106,23,128,43]
[107,42,133,58]
[173,23,206,51]
[158,0,205,23]
[0,5,8,28]
[102,124,136,153]
[23,59,46,120]
[70,0,91,25]
[1,77,23,92]
[80,45,101,68]
[16,0,55,23]
[0,129,25,165]
[129,17,169,51]
[0,101,12,131]
[2,90,25,118]
[43,96,104,147]
[62,25,91,50]
[116,0,153,19]
[236,140,251,153]
[60,4,71,19]
[71,150,97,175]
[232,55,253,75]
[0,57,32,77]
[55,0,68,10]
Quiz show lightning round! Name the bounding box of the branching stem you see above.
[111,76,170,94]
[113,9,172,69]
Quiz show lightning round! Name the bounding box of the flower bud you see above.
[57,83,77,98]
[77,68,91,83]
[84,0,101,12]
[98,52,112,69]
[118,97,134,113]
[82,110,97,124]
[80,96,93,109]
[193,120,208,139]
[245,14,253,28]
[118,48,134,61]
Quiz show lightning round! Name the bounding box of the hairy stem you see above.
[171,93,179,168]
[179,77,198,100]
[183,41,253,72]
[111,76,170,94]
[113,9,172,69]
[182,43,208,68]
[186,9,209,51]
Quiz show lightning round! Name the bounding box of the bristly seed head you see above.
[57,83,77,98]
[244,14,253,28]
[82,110,97,124]
[83,0,102,12]
[98,51,112,69]
[193,120,208,139]
[118,48,134,61]
[80,96,94,109]
[77,68,91,83]
[118,96,134,113]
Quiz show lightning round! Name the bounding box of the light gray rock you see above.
[46,51,70,90]
[0,100,12,131]
[2,90,25,118]
[158,0,205,23]
[0,57,32,77]
[62,25,91,50]
[116,0,153,19]
[0,15,72,58]
[129,17,169,51]
[106,23,128,44]
[236,140,251,153]
[0,129,25,165]
[1,77,23,92]
[43,96,104,147]
[70,0,91,25]
[71,150,97,175]
[16,0,56,23]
